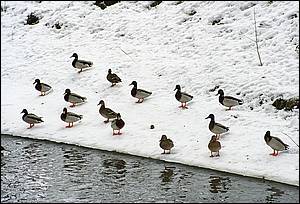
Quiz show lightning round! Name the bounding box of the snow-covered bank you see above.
[1,1,299,186]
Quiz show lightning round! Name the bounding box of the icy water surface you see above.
[1,134,299,203]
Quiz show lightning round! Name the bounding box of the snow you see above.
[1,1,299,186]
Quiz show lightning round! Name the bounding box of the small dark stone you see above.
[250,107,253,110]
[104,1,119,6]
[149,1,162,8]
[26,13,39,25]
[54,22,62,29]
[212,18,222,25]
[150,125,155,129]
[187,9,196,16]
[272,97,299,111]
[94,1,106,9]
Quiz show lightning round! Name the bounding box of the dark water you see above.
[1,134,299,203]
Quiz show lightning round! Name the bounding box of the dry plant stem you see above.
[254,8,263,66]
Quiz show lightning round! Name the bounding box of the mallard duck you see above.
[107,69,122,86]
[97,100,118,123]
[264,131,289,156]
[216,89,243,110]
[129,81,152,103]
[174,85,193,108]
[111,113,125,135]
[60,107,83,128]
[64,89,87,107]
[208,135,221,157]
[33,79,52,96]
[160,135,174,154]
[21,109,44,128]
[70,53,93,73]
[205,114,229,139]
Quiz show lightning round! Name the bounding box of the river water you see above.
[1,134,299,203]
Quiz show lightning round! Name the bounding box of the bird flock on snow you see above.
[20,53,291,157]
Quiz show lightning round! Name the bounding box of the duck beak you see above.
[215,93,219,96]
[129,83,132,86]
[173,88,177,91]
[33,81,36,84]
[205,116,209,119]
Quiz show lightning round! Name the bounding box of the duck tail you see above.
[239,99,244,105]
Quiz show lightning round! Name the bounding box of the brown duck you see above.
[107,69,122,86]
[208,135,221,157]
[160,135,174,154]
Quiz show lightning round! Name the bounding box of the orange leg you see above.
[70,103,75,107]
[66,123,72,128]
[28,124,34,129]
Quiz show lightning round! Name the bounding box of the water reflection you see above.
[265,186,285,202]
[102,158,127,180]
[1,135,299,203]
[160,166,175,183]
[209,175,231,193]
[62,147,88,173]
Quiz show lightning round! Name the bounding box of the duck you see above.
[129,81,152,103]
[216,89,243,110]
[97,100,118,123]
[64,89,87,107]
[70,53,93,73]
[264,131,289,156]
[111,113,125,135]
[107,69,122,86]
[208,135,221,157]
[21,109,44,128]
[205,114,229,139]
[33,79,52,96]
[174,85,193,109]
[60,107,83,128]
[159,135,174,154]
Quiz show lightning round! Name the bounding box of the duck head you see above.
[160,135,167,141]
[116,113,121,119]
[108,69,112,74]
[97,100,105,106]
[33,79,40,84]
[264,131,271,142]
[210,135,218,141]
[129,81,137,86]
[216,89,224,96]
[174,85,181,91]
[205,114,215,120]
[64,89,71,95]
[70,53,78,59]
[21,109,28,114]
[62,107,68,114]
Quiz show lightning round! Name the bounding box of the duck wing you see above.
[41,83,52,92]
[77,59,93,66]
[69,93,87,103]
[65,112,83,122]
[135,89,152,99]
[26,113,44,123]
[224,96,243,105]
[180,92,193,102]
[270,136,289,150]
[215,122,229,131]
